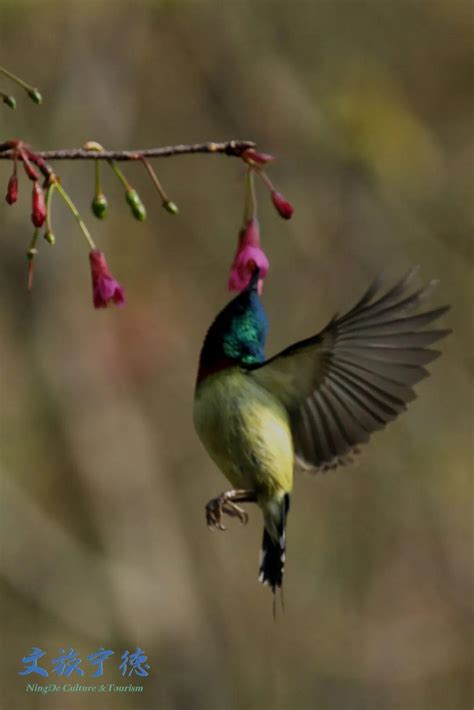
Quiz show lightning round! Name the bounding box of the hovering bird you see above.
[193,267,450,595]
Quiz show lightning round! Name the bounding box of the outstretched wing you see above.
[247,268,451,472]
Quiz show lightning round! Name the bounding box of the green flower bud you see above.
[131,202,147,222]
[43,230,56,245]
[125,189,146,221]
[125,189,140,208]
[163,200,179,215]
[2,95,16,109]
[27,88,42,105]
[26,247,38,260]
[92,193,109,220]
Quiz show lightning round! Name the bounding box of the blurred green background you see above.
[0,1,472,709]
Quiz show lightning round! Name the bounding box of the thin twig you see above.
[0,66,37,93]
[141,157,169,203]
[0,140,255,162]
[55,183,96,250]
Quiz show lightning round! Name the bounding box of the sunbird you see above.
[193,267,450,595]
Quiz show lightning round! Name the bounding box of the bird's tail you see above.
[258,493,290,594]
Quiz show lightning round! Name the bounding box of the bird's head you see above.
[197,269,268,381]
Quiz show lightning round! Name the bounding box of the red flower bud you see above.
[20,151,39,181]
[271,190,293,220]
[31,183,46,227]
[6,174,18,205]
[89,250,125,309]
[241,148,275,167]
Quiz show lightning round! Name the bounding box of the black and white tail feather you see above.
[259,494,290,597]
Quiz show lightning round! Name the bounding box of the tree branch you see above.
[0,140,256,162]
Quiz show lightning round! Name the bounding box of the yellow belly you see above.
[193,368,294,500]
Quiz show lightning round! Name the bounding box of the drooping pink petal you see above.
[235,245,269,277]
[89,250,125,309]
[239,217,261,248]
[228,244,269,294]
[228,267,249,293]
[228,217,269,293]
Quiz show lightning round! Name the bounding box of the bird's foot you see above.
[205,492,250,531]
[222,499,249,526]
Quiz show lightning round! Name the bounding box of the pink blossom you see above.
[271,190,294,220]
[228,218,269,294]
[89,250,125,309]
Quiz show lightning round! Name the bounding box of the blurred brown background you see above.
[0,1,472,709]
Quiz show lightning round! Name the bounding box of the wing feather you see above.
[319,385,369,446]
[248,270,450,472]
[314,391,352,454]
[306,397,333,462]
[339,307,449,336]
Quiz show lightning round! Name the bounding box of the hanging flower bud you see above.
[89,249,125,309]
[271,190,294,220]
[162,200,178,215]
[24,163,39,181]
[241,148,275,167]
[125,189,147,221]
[27,88,42,105]
[5,174,18,205]
[31,183,46,227]
[228,218,269,294]
[19,150,39,181]
[2,94,16,110]
[92,193,109,219]
[43,230,56,245]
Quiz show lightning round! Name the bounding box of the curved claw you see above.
[222,500,249,526]
[205,491,253,531]
[205,499,227,531]
[234,506,249,526]
[207,521,227,532]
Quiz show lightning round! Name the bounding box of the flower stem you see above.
[28,228,39,252]
[95,160,101,196]
[141,157,168,202]
[45,182,56,232]
[55,183,96,250]
[27,228,39,291]
[256,168,275,192]
[0,66,41,102]
[243,168,257,224]
[109,161,132,191]
[83,141,105,197]
[0,66,33,91]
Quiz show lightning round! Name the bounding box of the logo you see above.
[19,646,151,694]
